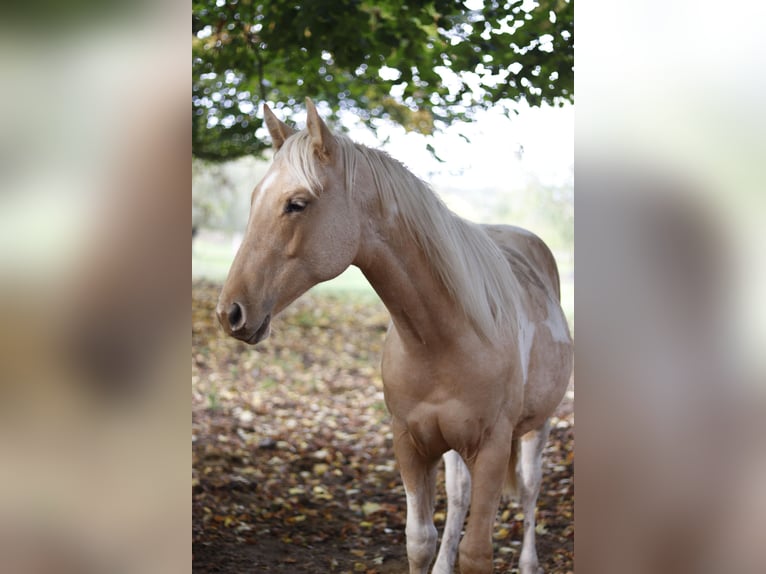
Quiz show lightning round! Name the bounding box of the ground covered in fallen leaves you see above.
[192,280,573,573]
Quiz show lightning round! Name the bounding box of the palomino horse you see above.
[217,99,573,574]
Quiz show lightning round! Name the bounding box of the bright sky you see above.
[362,102,574,191]
[353,0,573,191]
[256,101,573,196]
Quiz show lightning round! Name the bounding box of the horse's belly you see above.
[518,337,572,434]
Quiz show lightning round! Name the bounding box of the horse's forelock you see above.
[279,130,359,197]
[279,131,324,196]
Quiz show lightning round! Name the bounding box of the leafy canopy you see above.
[192,0,573,161]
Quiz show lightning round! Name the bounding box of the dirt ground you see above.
[192,281,573,573]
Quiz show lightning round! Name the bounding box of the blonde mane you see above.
[280,130,520,341]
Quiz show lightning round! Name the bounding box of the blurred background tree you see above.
[192,0,573,161]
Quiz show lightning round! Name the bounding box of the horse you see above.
[216,99,573,574]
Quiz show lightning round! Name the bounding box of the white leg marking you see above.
[405,487,438,574]
[519,420,550,574]
[433,451,471,574]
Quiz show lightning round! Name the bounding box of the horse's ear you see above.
[263,104,295,151]
[305,98,336,160]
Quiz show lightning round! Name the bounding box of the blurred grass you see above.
[191,237,234,281]
[192,234,377,300]
[192,233,573,329]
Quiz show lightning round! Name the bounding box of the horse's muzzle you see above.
[246,314,271,344]
[226,301,245,331]
[216,300,271,345]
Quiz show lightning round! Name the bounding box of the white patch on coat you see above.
[542,297,570,343]
[252,170,279,213]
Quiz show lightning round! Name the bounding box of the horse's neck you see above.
[353,212,464,349]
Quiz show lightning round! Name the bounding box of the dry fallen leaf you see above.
[192,280,574,573]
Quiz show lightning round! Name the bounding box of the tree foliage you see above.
[192,0,573,161]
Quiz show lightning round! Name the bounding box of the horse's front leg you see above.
[393,419,439,574]
[433,450,471,574]
[459,435,513,574]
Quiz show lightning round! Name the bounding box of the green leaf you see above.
[192,0,573,161]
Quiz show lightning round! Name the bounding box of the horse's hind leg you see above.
[393,420,439,574]
[518,418,551,574]
[433,450,471,574]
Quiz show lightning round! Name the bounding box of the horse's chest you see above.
[382,349,497,404]
[381,345,517,457]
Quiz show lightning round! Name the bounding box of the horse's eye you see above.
[284,198,308,214]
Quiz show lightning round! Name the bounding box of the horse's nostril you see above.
[228,302,245,331]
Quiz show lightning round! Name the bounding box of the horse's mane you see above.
[280,130,520,341]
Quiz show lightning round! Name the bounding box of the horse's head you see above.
[216,99,361,344]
